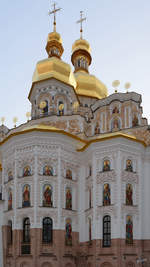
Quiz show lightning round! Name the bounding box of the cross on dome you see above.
[48,2,62,32]
[76,11,86,39]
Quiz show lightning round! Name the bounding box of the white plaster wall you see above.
[0,203,3,267]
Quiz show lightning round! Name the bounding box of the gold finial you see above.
[1,117,5,126]
[48,2,62,32]
[26,112,31,122]
[112,80,120,93]
[125,82,131,93]
[77,11,86,39]
[13,117,18,128]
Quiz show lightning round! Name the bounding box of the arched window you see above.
[103,184,111,206]
[8,189,12,210]
[89,188,92,209]
[66,188,72,210]
[66,169,72,179]
[22,185,30,208]
[58,101,64,116]
[43,165,53,176]
[65,219,72,246]
[126,159,133,172]
[43,100,48,115]
[103,215,111,247]
[126,184,133,205]
[8,220,13,245]
[89,218,92,242]
[132,114,138,127]
[23,218,30,243]
[23,166,31,177]
[126,215,133,245]
[103,160,111,172]
[42,217,53,243]
[43,184,53,207]
[111,117,120,131]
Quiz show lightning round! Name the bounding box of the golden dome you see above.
[32,57,76,88]
[74,71,108,99]
[46,31,64,58]
[72,39,91,54]
[47,31,63,44]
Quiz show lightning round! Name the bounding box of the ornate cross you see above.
[48,2,62,32]
[77,11,86,39]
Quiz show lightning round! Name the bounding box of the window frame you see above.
[103,215,111,247]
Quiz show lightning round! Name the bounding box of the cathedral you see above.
[0,6,150,267]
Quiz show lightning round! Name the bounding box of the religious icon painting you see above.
[8,189,12,210]
[126,215,133,244]
[22,184,30,207]
[126,184,133,206]
[23,166,31,177]
[43,184,53,207]
[132,114,139,127]
[112,117,120,131]
[103,183,111,206]
[66,188,72,210]
[66,169,72,179]
[43,165,53,176]
[8,171,13,181]
[94,122,100,135]
[65,219,72,246]
[126,159,133,172]
[103,160,110,172]
[112,106,119,114]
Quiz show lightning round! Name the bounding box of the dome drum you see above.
[71,49,92,73]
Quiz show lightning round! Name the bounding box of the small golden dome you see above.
[74,71,108,99]
[46,31,64,58]
[72,39,91,54]
[47,31,63,44]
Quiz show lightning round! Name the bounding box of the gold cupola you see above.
[71,12,108,99]
[28,5,76,100]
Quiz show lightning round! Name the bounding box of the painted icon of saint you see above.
[8,171,13,181]
[103,184,111,206]
[103,160,110,172]
[23,166,31,177]
[95,122,100,135]
[43,185,53,207]
[126,159,133,172]
[43,165,53,176]
[66,188,72,210]
[22,185,30,207]
[132,115,138,127]
[126,184,133,205]
[126,216,133,244]
[66,169,72,179]
[65,220,72,246]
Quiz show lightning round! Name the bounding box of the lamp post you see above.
[137,256,147,266]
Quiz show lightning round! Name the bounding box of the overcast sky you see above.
[0,0,150,128]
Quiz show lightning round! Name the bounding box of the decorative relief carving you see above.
[96,205,117,219]
[121,171,139,184]
[121,204,139,217]
[96,170,116,184]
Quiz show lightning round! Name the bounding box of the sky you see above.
[0,0,150,128]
